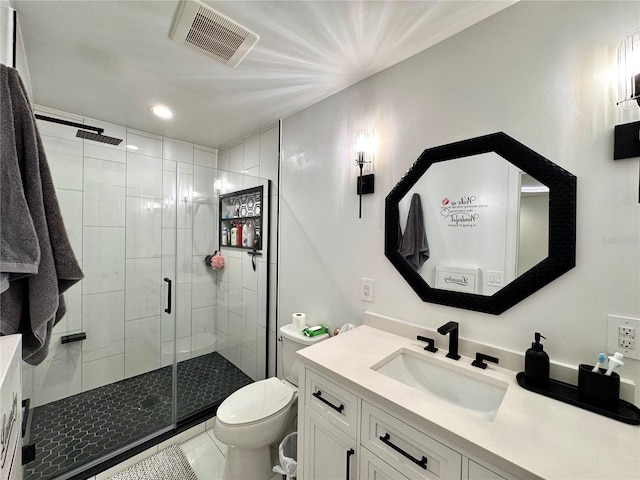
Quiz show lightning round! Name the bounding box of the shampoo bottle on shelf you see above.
[236,224,243,246]
[242,224,249,247]
[221,225,228,246]
[246,221,255,247]
[230,224,238,246]
[525,332,550,387]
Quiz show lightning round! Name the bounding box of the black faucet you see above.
[437,321,460,360]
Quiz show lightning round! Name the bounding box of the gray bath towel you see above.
[399,193,430,270]
[0,65,83,365]
[1,68,40,286]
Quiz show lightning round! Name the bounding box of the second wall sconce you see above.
[354,129,375,218]
[613,30,640,202]
[614,29,640,161]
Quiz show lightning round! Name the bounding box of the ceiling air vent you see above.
[169,0,259,68]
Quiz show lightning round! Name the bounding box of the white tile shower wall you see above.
[32,332,82,406]
[55,189,83,258]
[82,226,125,295]
[215,124,279,381]
[83,157,126,227]
[82,291,125,363]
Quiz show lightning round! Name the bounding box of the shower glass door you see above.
[22,114,270,480]
[173,164,269,425]
[22,119,179,480]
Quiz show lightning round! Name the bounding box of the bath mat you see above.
[106,444,198,480]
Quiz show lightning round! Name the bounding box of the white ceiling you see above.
[14,0,514,149]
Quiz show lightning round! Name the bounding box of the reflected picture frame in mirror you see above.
[385,132,577,315]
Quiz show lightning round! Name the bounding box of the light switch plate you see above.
[485,270,504,287]
[607,315,640,360]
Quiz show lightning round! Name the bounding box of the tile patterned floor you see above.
[87,422,283,480]
[24,352,252,480]
[179,428,282,480]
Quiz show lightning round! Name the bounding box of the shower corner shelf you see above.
[219,185,264,251]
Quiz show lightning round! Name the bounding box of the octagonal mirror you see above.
[385,132,576,315]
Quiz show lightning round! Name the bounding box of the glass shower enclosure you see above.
[21,111,269,480]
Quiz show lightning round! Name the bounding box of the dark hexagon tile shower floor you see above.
[24,352,252,480]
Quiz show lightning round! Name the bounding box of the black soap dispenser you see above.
[525,332,550,387]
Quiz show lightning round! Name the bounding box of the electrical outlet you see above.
[619,337,635,349]
[361,278,374,302]
[619,326,635,338]
[607,315,640,360]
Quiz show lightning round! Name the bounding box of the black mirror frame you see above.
[385,132,576,315]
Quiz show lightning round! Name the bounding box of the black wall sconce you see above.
[354,130,375,218]
[613,30,640,200]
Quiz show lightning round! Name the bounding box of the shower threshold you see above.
[24,352,252,480]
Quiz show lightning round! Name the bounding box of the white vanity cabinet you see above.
[361,401,461,480]
[1,335,22,480]
[298,366,515,480]
[467,460,508,480]
[302,369,359,479]
[303,409,357,480]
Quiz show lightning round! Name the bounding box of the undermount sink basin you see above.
[372,348,508,421]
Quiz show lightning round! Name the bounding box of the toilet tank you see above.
[279,323,329,386]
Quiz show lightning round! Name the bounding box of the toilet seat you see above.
[217,377,295,426]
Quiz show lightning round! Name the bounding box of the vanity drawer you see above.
[360,446,410,480]
[305,369,359,438]
[361,401,461,480]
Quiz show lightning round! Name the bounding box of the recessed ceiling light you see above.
[150,105,173,119]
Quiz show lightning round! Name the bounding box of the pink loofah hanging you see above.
[210,251,225,270]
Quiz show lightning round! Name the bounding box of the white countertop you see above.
[297,325,640,480]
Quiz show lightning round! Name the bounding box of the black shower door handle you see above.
[164,278,172,314]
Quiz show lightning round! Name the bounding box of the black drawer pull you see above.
[379,432,428,470]
[61,333,86,344]
[312,390,345,413]
[346,448,355,479]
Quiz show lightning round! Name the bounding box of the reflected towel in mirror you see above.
[399,193,430,270]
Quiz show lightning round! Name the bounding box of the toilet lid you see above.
[217,378,294,425]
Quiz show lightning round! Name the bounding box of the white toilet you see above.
[214,323,329,480]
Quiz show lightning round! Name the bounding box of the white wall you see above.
[279,1,640,392]
[1,5,14,66]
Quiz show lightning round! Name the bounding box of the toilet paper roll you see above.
[292,313,306,331]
